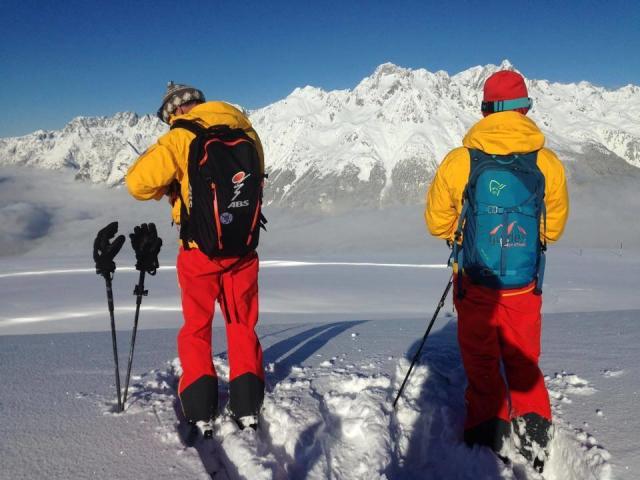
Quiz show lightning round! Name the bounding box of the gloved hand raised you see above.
[93,222,126,277]
[130,223,163,275]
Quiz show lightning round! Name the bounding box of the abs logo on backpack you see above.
[229,171,251,208]
[232,171,249,184]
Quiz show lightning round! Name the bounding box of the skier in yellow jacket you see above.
[126,82,265,432]
[425,71,568,472]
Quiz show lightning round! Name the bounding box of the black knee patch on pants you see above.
[180,375,218,422]
[464,417,511,453]
[229,373,264,418]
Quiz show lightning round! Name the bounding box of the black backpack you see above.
[171,120,266,258]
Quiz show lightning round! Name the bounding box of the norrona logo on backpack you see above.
[489,180,507,196]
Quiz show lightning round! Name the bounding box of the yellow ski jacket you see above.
[126,101,264,225]
[425,111,569,243]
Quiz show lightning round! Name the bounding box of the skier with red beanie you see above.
[425,70,569,472]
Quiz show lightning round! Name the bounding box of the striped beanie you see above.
[157,81,205,123]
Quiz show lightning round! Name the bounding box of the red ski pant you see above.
[176,248,264,395]
[454,277,551,430]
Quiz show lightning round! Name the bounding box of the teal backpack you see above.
[452,149,547,297]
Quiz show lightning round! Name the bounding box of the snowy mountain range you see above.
[1,60,639,211]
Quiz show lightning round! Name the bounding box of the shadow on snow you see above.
[388,318,505,479]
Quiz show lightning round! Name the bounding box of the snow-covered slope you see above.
[1,60,639,210]
[2,254,637,478]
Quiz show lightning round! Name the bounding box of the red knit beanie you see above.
[482,71,530,116]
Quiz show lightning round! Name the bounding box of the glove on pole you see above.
[122,223,163,406]
[393,273,453,409]
[93,221,126,412]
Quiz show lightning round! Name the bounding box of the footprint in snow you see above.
[546,371,596,396]
[329,373,391,394]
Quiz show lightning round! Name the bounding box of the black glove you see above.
[130,223,163,275]
[93,222,126,277]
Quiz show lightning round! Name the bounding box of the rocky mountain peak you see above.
[1,62,639,212]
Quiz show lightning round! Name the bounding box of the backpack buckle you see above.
[487,206,502,214]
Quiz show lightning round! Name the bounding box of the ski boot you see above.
[512,414,551,473]
[464,418,511,452]
[233,414,259,431]
[181,418,215,446]
[195,419,215,439]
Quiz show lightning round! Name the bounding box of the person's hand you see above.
[165,180,181,206]
[93,222,126,277]
[130,223,163,275]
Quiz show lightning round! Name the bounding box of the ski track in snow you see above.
[94,331,611,480]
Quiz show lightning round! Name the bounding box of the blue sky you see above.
[1,0,638,137]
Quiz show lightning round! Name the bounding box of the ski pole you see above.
[93,222,126,413]
[393,273,453,409]
[122,269,147,406]
[104,275,123,413]
[122,223,162,408]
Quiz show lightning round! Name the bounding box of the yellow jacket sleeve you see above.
[125,128,190,201]
[425,170,457,240]
[425,147,469,241]
[538,148,569,243]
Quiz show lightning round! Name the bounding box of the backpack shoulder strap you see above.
[169,119,206,251]
[466,148,493,184]
[170,119,207,137]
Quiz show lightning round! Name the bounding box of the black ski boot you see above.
[233,414,259,431]
[512,413,552,473]
[464,418,512,464]
[195,419,215,439]
[181,418,215,446]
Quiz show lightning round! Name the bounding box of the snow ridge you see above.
[1,61,639,210]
